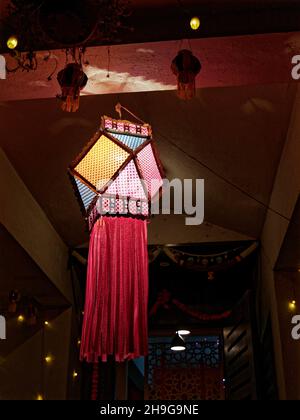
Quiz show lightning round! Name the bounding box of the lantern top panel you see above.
[102,116,152,138]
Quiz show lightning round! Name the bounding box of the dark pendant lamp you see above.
[57,63,88,113]
[171,332,186,352]
[171,49,201,100]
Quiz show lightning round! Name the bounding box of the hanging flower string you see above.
[172,300,231,322]
[149,242,259,273]
[149,290,232,322]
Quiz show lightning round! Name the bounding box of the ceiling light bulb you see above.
[289,300,297,311]
[7,36,18,50]
[18,315,25,323]
[45,355,53,364]
[190,17,201,31]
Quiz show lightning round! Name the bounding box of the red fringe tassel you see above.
[81,217,149,363]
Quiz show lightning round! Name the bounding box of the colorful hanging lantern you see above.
[57,63,88,113]
[171,49,201,100]
[69,114,164,362]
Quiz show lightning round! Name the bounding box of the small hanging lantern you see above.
[171,49,201,100]
[8,290,21,314]
[26,303,38,326]
[57,63,88,113]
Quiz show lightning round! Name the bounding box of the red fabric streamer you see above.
[91,363,99,401]
[80,216,149,363]
[172,300,231,321]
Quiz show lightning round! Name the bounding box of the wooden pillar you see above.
[115,362,128,401]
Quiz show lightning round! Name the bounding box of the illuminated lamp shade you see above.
[57,63,88,113]
[177,329,191,336]
[171,332,186,352]
[171,50,201,100]
[69,114,164,363]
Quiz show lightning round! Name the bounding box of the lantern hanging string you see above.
[178,38,193,52]
[115,103,146,125]
[155,127,294,225]
[107,46,111,78]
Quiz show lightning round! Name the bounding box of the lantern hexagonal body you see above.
[70,116,164,227]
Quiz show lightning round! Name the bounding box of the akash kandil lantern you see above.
[69,112,164,362]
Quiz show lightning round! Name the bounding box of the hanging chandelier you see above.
[2,1,131,111]
[2,0,131,51]
[69,107,164,362]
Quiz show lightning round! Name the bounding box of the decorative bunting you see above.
[149,242,259,274]
[149,290,232,322]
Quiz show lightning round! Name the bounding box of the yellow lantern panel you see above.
[74,135,130,192]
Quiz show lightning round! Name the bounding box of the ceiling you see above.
[148,241,257,329]
[0,83,295,247]
[1,31,297,102]
[0,1,298,334]
[0,224,68,306]
[1,0,300,51]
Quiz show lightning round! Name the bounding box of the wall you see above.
[148,216,253,245]
[260,85,300,400]
[0,148,74,399]
[0,148,72,302]
[275,271,300,400]
[0,309,72,400]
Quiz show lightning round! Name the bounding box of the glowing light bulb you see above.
[44,321,49,326]
[18,315,25,323]
[190,17,201,31]
[36,394,43,400]
[289,300,297,311]
[73,371,78,379]
[77,339,81,346]
[7,36,18,50]
[45,355,53,364]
